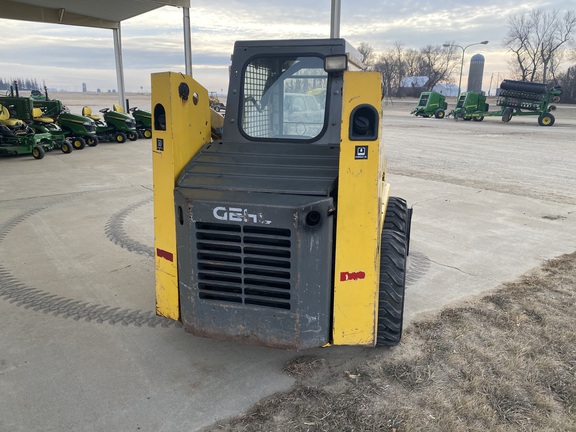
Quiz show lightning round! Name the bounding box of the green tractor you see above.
[411,91,448,119]
[0,103,60,159]
[82,104,138,143]
[128,106,152,139]
[449,91,489,121]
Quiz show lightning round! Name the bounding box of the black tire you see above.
[538,113,555,126]
[434,109,445,119]
[213,106,221,112]
[115,132,127,143]
[473,116,484,122]
[384,197,410,238]
[32,145,45,160]
[500,80,547,94]
[422,115,430,118]
[502,107,513,123]
[87,136,99,147]
[463,117,472,121]
[377,196,412,346]
[61,140,73,153]
[376,230,408,347]
[72,137,86,150]
[127,131,138,141]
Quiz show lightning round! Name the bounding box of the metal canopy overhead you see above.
[0,0,192,108]
[0,0,189,29]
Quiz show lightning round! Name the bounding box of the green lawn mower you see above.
[32,94,98,149]
[411,91,448,119]
[0,96,72,153]
[0,103,59,159]
[127,106,152,139]
[82,104,138,143]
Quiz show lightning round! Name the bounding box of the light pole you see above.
[443,41,489,99]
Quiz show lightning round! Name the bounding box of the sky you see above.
[1,0,575,94]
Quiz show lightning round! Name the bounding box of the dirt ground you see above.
[202,99,576,431]
[205,252,576,431]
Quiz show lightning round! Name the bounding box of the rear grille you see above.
[195,222,292,310]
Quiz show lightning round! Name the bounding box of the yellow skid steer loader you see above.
[151,39,412,350]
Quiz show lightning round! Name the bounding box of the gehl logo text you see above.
[213,206,272,224]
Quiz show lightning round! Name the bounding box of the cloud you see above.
[1,0,575,92]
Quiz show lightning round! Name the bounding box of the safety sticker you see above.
[355,145,368,159]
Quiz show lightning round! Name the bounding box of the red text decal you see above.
[156,248,174,262]
[340,271,366,282]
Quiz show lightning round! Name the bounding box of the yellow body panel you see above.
[332,71,390,346]
[152,72,211,320]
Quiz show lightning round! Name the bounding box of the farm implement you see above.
[449,80,562,126]
[411,91,447,119]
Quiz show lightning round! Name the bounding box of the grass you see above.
[203,251,576,432]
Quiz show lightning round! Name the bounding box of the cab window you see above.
[241,56,328,140]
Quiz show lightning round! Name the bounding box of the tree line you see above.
[0,78,42,92]
[359,8,576,102]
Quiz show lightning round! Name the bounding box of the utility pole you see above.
[330,0,341,38]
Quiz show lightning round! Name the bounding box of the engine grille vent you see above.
[195,222,292,310]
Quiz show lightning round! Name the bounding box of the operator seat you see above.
[32,107,54,124]
[0,104,26,129]
[82,106,101,121]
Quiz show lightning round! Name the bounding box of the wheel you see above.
[473,116,484,122]
[538,113,555,126]
[32,145,45,160]
[213,106,221,112]
[502,107,513,123]
[127,131,138,141]
[143,129,152,139]
[463,117,472,121]
[434,109,445,119]
[377,197,411,347]
[60,140,73,153]
[552,96,560,103]
[115,132,127,143]
[422,115,430,118]
[86,136,99,147]
[72,137,86,150]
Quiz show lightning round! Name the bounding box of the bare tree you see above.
[373,42,458,97]
[505,9,576,83]
[356,42,376,68]
[419,44,458,90]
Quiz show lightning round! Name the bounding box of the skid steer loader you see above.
[152,39,412,350]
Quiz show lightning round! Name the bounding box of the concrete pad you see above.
[1,100,575,431]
